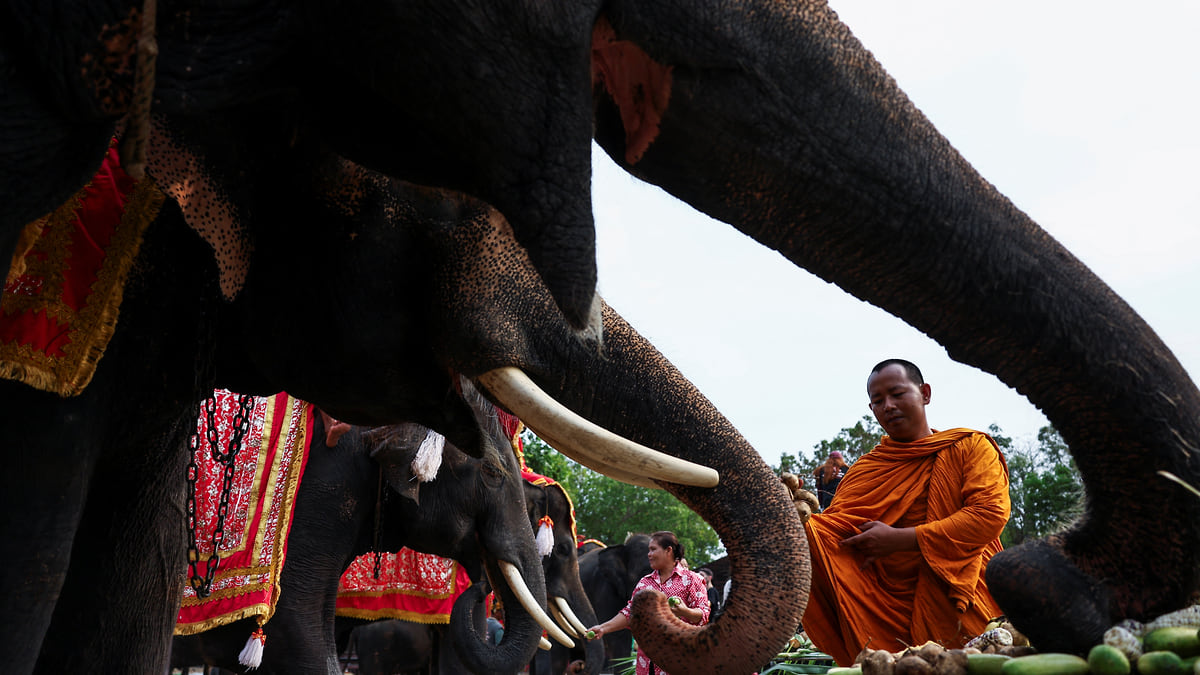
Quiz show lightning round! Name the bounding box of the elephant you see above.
[339,471,606,675]
[346,619,437,675]
[6,0,1200,664]
[524,478,604,675]
[4,107,804,675]
[170,403,558,675]
[577,534,653,672]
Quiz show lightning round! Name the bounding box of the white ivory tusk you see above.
[499,560,575,648]
[478,367,720,489]
[554,596,591,637]
[539,637,552,651]
[549,602,580,637]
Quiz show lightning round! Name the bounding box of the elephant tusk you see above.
[549,602,580,637]
[554,596,591,636]
[499,560,575,648]
[539,637,552,651]
[478,367,719,488]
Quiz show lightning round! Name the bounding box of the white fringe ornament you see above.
[411,429,445,482]
[536,515,555,557]
[238,626,266,669]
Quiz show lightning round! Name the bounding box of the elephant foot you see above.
[985,539,1112,654]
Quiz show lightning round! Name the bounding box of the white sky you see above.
[590,1,1200,468]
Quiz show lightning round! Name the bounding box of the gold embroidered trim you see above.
[333,608,451,624]
[0,177,164,396]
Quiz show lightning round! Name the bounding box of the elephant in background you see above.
[171,403,555,674]
[524,478,604,675]
[346,619,437,675]
[341,473,605,674]
[578,534,653,672]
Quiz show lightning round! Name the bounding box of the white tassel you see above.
[238,627,265,669]
[536,516,555,557]
[411,429,445,482]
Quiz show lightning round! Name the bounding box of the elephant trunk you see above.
[449,554,558,675]
[597,0,1200,647]
[477,305,808,674]
[427,189,808,671]
[563,581,605,675]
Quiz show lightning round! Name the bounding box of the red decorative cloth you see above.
[498,407,581,542]
[335,549,471,623]
[1,141,164,396]
[175,390,314,635]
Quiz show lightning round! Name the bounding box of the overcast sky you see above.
[588,1,1200,469]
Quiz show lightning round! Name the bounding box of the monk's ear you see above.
[920,383,932,404]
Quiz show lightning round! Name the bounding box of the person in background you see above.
[813,451,849,510]
[697,568,720,613]
[586,531,710,675]
[802,359,1010,665]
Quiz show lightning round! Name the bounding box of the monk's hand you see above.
[840,521,918,568]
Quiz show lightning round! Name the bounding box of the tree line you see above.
[520,418,1085,561]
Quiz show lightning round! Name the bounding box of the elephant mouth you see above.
[476,367,719,489]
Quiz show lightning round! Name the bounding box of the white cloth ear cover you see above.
[411,429,445,482]
[536,516,555,557]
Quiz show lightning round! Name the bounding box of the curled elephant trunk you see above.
[475,305,809,674]
[450,557,568,674]
[449,581,539,675]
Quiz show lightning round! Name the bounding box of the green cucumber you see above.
[1139,650,1187,675]
[1088,644,1131,675]
[999,653,1088,675]
[965,653,1011,675]
[1146,626,1200,658]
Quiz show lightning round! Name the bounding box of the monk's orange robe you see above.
[803,428,1009,665]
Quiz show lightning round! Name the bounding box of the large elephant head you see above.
[364,388,573,674]
[1,0,607,329]
[522,478,604,675]
[124,107,802,673]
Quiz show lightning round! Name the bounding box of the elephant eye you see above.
[481,459,505,486]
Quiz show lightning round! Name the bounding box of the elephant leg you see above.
[33,407,193,674]
[32,203,211,672]
[0,382,100,674]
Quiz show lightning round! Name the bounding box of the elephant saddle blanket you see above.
[175,390,314,636]
[335,549,472,623]
[0,141,164,396]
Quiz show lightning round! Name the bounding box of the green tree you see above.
[520,429,576,493]
[1000,425,1084,546]
[812,415,884,465]
[519,430,723,561]
[776,416,884,485]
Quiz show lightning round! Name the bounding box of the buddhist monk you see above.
[802,358,1010,665]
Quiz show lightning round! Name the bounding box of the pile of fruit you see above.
[824,604,1200,675]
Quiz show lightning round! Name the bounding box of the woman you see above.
[813,451,849,510]
[586,531,710,675]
